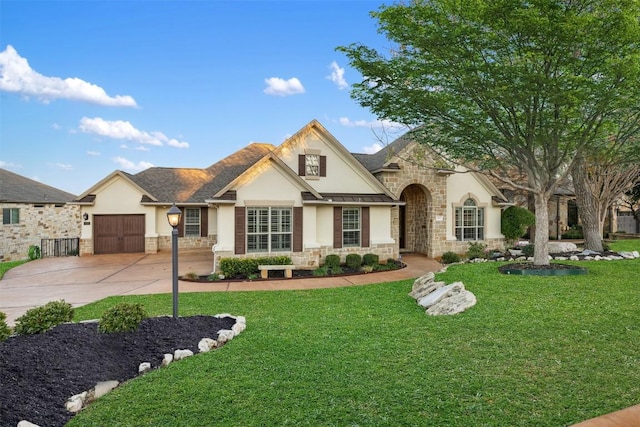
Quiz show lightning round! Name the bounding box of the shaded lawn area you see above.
[67,244,639,426]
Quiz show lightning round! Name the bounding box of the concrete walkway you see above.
[1,250,637,426]
[0,250,441,326]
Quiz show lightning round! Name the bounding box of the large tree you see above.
[339,0,640,265]
[572,128,640,251]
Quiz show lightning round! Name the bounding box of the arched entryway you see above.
[399,184,432,254]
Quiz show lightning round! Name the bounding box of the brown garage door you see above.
[94,215,145,254]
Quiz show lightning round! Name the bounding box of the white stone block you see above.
[138,362,152,374]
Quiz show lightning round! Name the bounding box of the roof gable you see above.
[0,168,76,203]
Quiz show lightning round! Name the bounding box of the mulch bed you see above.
[0,315,236,427]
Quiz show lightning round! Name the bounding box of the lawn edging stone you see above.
[410,274,476,316]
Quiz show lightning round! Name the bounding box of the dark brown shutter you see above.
[361,207,370,248]
[298,154,306,176]
[200,207,208,237]
[333,206,342,248]
[293,207,303,252]
[234,207,245,255]
[320,155,326,177]
[178,207,185,237]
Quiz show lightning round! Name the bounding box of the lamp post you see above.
[166,204,182,319]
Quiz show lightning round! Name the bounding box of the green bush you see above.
[345,254,362,270]
[313,266,328,276]
[27,245,41,260]
[14,300,74,335]
[98,302,147,333]
[219,256,292,278]
[466,242,487,260]
[441,251,461,264]
[501,206,536,244]
[522,244,535,257]
[562,225,584,239]
[362,253,379,266]
[0,312,12,342]
[324,254,341,269]
[329,266,344,275]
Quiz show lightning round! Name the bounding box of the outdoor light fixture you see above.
[83,213,89,221]
[166,204,182,319]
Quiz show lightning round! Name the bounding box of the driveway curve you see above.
[0,251,442,325]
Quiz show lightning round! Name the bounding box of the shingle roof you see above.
[128,143,275,203]
[301,192,398,204]
[351,133,413,172]
[0,168,76,203]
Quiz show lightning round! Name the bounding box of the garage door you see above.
[94,215,145,254]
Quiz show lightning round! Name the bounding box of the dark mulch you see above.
[0,315,237,427]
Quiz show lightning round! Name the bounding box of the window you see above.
[343,207,361,247]
[305,154,320,176]
[184,208,200,237]
[455,199,484,241]
[2,208,19,225]
[247,207,292,252]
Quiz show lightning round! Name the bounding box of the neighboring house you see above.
[0,168,80,262]
[73,120,508,265]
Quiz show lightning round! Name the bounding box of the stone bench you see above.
[257,265,296,279]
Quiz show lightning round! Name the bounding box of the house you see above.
[0,168,80,262]
[73,120,507,265]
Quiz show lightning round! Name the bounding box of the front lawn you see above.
[66,241,639,426]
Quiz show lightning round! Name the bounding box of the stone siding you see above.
[1,203,81,262]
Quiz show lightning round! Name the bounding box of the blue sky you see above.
[0,0,404,195]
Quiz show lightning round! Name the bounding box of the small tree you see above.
[501,206,535,247]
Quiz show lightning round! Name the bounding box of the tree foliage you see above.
[501,206,536,245]
[339,0,640,265]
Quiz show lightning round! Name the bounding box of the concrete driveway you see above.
[0,251,441,325]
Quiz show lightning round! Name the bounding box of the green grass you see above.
[66,240,640,426]
[0,259,28,280]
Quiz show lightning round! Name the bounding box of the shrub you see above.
[219,256,292,278]
[27,245,41,261]
[0,312,11,342]
[182,272,199,280]
[466,242,487,260]
[441,251,461,264]
[329,266,344,275]
[345,254,362,270]
[501,206,536,245]
[207,273,222,281]
[313,266,328,276]
[98,302,147,333]
[361,265,374,273]
[362,253,379,266]
[562,225,584,239]
[14,300,74,335]
[522,244,535,257]
[324,254,341,269]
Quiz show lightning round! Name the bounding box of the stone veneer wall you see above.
[373,156,449,258]
[157,235,217,252]
[1,203,81,262]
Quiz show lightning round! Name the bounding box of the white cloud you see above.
[51,123,62,130]
[79,117,189,148]
[327,61,348,90]
[0,45,137,107]
[338,116,404,130]
[135,145,150,151]
[55,163,73,171]
[113,156,154,172]
[87,151,100,156]
[0,160,21,169]
[264,77,305,96]
[362,143,383,154]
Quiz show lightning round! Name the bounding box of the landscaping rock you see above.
[417,282,464,309]
[548,241,578,253]
[426,290,477,316]
[138,362,151,374]
[174,349,193,361]
[161,353,173,367]
[198,338,218,352]
[18,420,40,427]
[410,281,446,300]
[412,272,435,291]
[93,380,119,400]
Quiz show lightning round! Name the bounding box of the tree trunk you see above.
[572,158,604,252]
[533,192,550,266]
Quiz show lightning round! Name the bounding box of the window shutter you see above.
[333,206,342,248]
[200,207,208,237]
[293,207,303,252]
[320,156,326,177]
[2,209,9,225]
[234,207,246,254]
[298,154,306,176]
[178,208,185,238]
[361,207,370,248]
